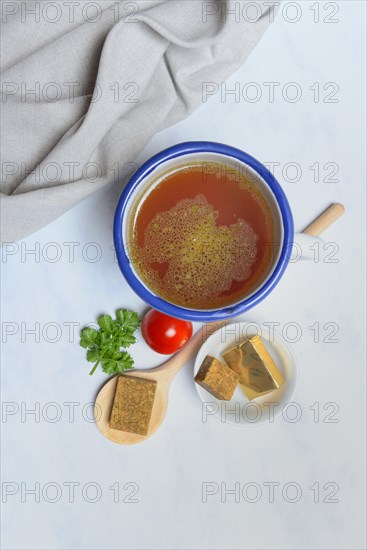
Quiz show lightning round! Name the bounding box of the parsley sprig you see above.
[80,309,140,376]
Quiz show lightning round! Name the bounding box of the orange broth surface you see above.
[128,163,275,309]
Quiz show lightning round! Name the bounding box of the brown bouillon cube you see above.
[195,355,239,401]
[109,376,157,436]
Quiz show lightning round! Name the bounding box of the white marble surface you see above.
[1,2,366,549]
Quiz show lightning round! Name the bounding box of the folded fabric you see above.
[0,0,277,243]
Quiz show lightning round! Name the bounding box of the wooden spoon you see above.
[94,321,226,444]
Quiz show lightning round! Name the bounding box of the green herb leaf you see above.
[80,309,140,376]
[119,333,138,348]
[98,314,113,334]
[101,352,134,375]
[116,309,140,332]
[86,349,99,362]
[80,327,98,348]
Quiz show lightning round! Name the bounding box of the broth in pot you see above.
[128,162,276,310]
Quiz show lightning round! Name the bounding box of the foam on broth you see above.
[128,162,275,309]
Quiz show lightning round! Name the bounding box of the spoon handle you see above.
[154,320,227,381]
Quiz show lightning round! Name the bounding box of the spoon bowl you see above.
[94,321,225,444]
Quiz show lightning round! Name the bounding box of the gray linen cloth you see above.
[1,0,276,243]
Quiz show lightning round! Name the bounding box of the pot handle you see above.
[291,203,345,262]
[302,203,345,236]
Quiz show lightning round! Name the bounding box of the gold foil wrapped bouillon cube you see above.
[222,335,284,400]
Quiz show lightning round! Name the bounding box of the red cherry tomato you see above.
[141,309,193,355]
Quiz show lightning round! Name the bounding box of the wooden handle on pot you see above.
[302,203,345,236]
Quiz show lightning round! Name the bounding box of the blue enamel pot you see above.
[114,142,294,321]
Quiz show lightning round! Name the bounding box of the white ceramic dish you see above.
[193,321,298,426]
